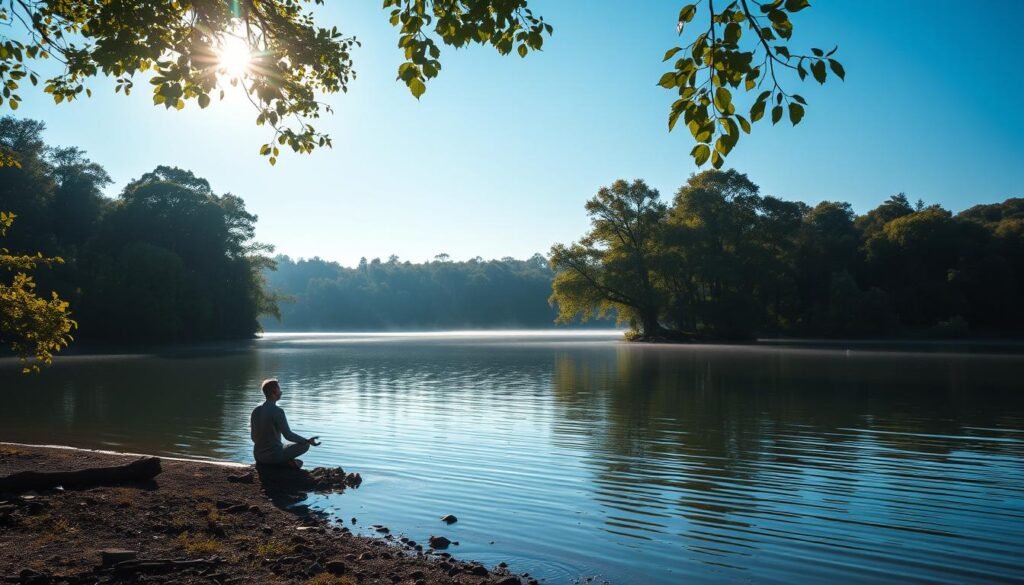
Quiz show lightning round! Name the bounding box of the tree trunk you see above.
[0,457,162,494]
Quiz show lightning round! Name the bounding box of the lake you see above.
[3,332,1024,584]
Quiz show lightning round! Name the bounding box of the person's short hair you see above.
[261,378,280,398]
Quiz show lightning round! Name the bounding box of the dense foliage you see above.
[265,254,564,330]
[0,211,74,371]
[0,1,838,166]
[551,170,1024,340]
[0,116,276,345]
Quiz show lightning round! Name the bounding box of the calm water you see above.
[4,332,1024,584]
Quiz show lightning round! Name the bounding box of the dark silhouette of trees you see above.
[551,170,1024,340]
[0,117,276,347]
[265,253,564,330]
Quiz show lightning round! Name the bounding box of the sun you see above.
[216,35,252,80]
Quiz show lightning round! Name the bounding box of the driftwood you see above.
[0,456,161,494]
[111,556,222,575]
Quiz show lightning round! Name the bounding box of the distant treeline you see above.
[263,254,581,330]
[550,171,1024,340]
[1,117,276,342]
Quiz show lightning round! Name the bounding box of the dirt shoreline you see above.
[0,444,533,585]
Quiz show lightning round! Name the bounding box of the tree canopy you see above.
[0,116,277,351]
[550,171,1024,340]
[0,1,840,166]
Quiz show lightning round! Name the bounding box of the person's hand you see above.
[308,436,321,447]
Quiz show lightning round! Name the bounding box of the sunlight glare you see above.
[217,35,252,80]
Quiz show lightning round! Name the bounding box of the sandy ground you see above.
[0,444,534,585]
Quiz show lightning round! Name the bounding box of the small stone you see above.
[469,564,489,576]
[428,535,451,549]
[440,514,458,524]
[358,552,375,561]
[495,578,521,585]
[409,570,425,579]
[306,562,324,576]
[227,472,254,483]
[325,560,346,575]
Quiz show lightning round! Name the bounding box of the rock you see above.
[495,578,521,585]
[306,562,324,576]
[227,472,254,483]
[351,517,357,524]
[428,535,451,549]
[325,560,346,575]
[372,525,389,533]
[409,570,425,579]
[441,514,458,524]
[100,549,138,567]
[358,552,375,561]
[415,580,427,585]
[469,564,489,576]
[18,568,50,585]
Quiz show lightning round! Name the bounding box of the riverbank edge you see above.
[0,443,532,585]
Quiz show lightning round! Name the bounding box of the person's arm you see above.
[274,407,307,444]
[250,409,257,442]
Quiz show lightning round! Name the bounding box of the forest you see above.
[550,171,1024,340]
[264,254,563,330]
[0,117,276,344]
[5,116,1024,347]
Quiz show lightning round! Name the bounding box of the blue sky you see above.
[10,0,1024,266]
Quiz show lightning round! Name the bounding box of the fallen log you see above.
[111,556,222,574]
[0,457,161,494]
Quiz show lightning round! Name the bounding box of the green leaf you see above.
[658,72,677,89]
[811,60,827,84]
[811,47,824,57]
[517,44,528,58]
[409,77,426,99]
[668,108,682,131]
[788,102,804,125]
[774,45,790,59]
[711,149,723,169]
[771,105,783,124]
[724,23,741,44]
[737,115,751,133]
[663,47,683,62]
[198,94,211,109]
[785,0,811,12]
[691,144,711,166]
[829,59,845,80]
[714,87,731,113]
[678,4,698,24]
[750,101,766,122]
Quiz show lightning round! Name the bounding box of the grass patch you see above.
[256,541,291,557]
[176,532,223,555]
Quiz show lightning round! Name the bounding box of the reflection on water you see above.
[3,333,1024,584]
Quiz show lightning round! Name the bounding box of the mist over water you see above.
[4,332,1024,584]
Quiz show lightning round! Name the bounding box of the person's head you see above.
[261,378,282,401]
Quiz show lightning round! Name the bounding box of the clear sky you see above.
[10,0,1024,267]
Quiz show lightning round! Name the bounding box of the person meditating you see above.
[251,378,320,468]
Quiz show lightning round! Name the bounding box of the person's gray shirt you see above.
[250,400,306,463]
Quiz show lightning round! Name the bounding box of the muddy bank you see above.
[0,444,535,585]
